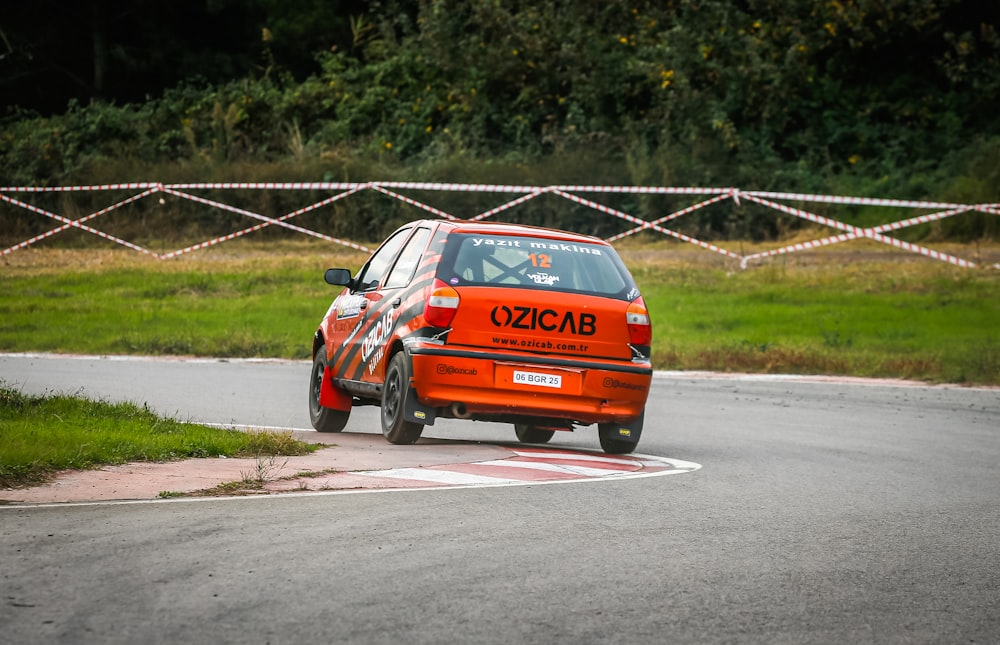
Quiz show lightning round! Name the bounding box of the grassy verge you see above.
[1,241,997,384]
[629,253,999,384]
[0,243,369,358]
[0,385,322,489]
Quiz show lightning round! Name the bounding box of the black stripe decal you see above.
[335,274,437,379]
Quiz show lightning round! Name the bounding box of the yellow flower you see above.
[384,142,393,150]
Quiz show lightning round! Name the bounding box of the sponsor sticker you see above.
[335,294,366,320]
[468,236,604,256]
[341,318,364,347]
[602,377,647,392]
[526,272,560,286]
[490,305,596,336]
[437,364,478,376]
[513,370,563,389]
[471,236,523,248]
[361,309,396,361]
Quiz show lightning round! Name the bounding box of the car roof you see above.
[425,219,609,245]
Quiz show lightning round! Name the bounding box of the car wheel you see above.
[514,424,555,444]
[598,410,644,455]
[309,350,350,433]
[381,352,423,445]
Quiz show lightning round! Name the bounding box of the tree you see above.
[0,0,366,114]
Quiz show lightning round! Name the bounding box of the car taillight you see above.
[626,297,652,346]
[424,279,460,328]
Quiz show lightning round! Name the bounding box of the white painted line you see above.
[511,450,642,466]
[357,467,519,486]
[476,459,633,477]
[655,457,701,472]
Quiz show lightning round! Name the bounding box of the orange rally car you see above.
[308,219,652,454]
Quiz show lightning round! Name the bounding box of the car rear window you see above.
[437,232,637,299]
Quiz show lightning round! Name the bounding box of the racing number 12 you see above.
[529,253,552,268]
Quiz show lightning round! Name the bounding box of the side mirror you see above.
[324,268,353,288]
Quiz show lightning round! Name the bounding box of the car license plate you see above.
[512,370,562,389]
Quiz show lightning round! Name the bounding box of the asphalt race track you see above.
[1,354,999,644]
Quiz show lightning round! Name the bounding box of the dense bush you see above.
[1,0,996,242]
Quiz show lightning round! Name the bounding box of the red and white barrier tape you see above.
[0,190,155,256]
[738,194,978,269]
[371,185,459,222]
[552,188,744,260]
[157,186,372,258]
[607,192,733,242]
[1,183,995,267]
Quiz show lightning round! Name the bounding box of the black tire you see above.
[514,424,555,444]
[381,352,423,445]
[309,350,350,433]
[598,410,644,455]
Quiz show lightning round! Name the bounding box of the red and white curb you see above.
[265,446,700,493]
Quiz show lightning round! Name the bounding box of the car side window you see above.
[355,228,410,291]
[383,227,430,289]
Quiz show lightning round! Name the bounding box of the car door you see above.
[328,226,412,383]
[352,225,432,384]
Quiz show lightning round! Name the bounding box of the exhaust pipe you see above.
[450,402,471,419]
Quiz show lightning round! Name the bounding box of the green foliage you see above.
[0,0,997,241]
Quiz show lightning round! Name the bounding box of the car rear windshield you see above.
[437,232,637,299]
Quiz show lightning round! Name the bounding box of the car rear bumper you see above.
[408,345,651,424]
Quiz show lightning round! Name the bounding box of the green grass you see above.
[1,243,996,488]
[0,385,321,489]
[2,263,330,358]
[1,243,370,357]
[1,243,997,385]
[631,258,999,383]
